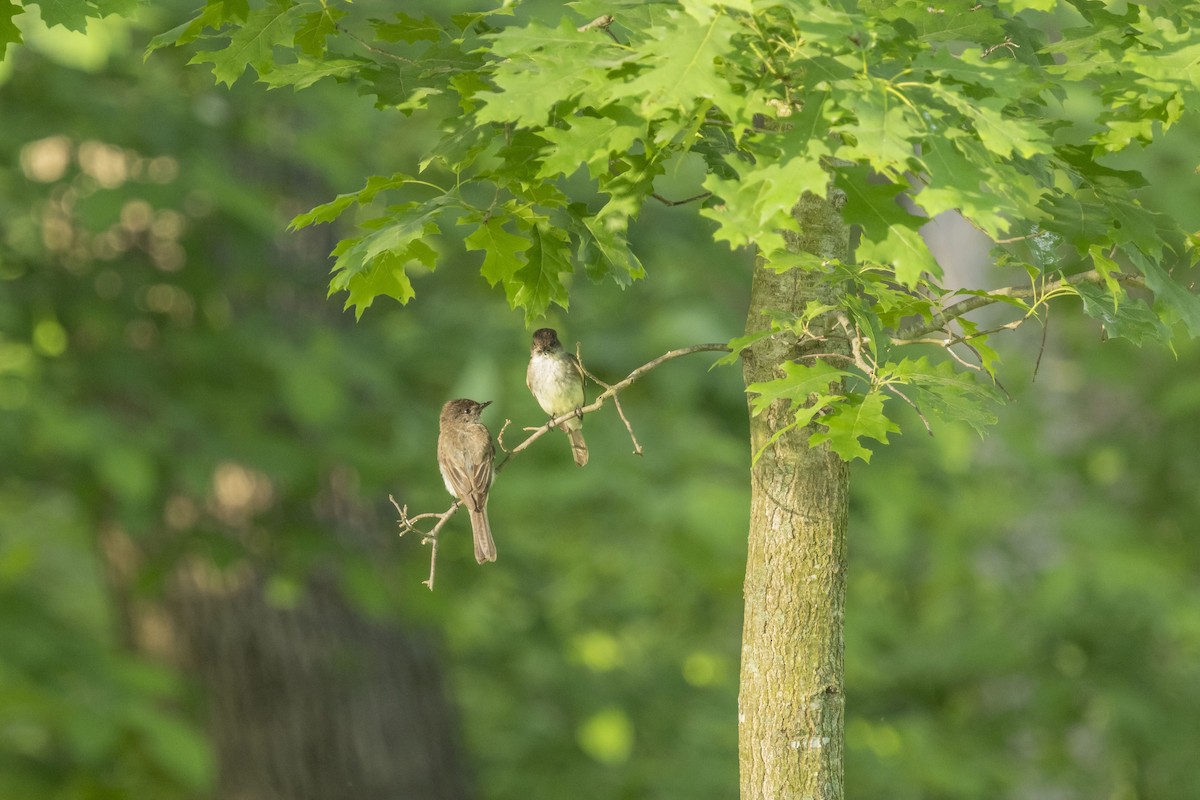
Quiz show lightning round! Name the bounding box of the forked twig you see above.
[389,494,461,589]
[575,343,643,455]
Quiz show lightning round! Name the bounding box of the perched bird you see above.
[526,327,588,467]
[436,398,497,563]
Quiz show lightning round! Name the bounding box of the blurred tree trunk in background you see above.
[738,192,851,799]
[165,576,471,800]
[100,486,473,800]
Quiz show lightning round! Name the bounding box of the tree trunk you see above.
[739,192,851,799]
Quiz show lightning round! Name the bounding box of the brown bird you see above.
[436,398,497,563]
[526,328,588,466]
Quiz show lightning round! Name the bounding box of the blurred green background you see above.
[2,2,1199,799]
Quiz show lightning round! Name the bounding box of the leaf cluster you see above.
[151,0,1200,456]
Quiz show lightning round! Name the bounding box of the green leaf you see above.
[745,360,851,415]
[810,391,899,463]
[463,215,531,288]
[537,108,644,180]
[951,318,1002,378]
[835,78,922,177]
[566,206,646,287]
[1074,283,1169,345]
[997,0,1056,12]
[604,0,741,117]
[836,166,941,286]
[863,0,1008,43]
[914,47,1041,98]
[1128,249,1200,337]
[915,132,1013,241]
[258,57,362,90]
[327,198,454,319]
[188,0,307,86]
[371,12,443,44]
[361,51,464,112]
[882,357,1002,435]
[511,225,573,323]
[701,145,830,251]
[711,330,775,368]
[1088,245,1124,298]
[289,173,413,229]
[335,248,421,319]
[295,6,344,57]
[475,19,617,127]
[1,1,21,54]
[33,0,92,32]
[930,88,1052,160]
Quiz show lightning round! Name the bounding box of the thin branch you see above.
[943,340,984,371]
[836,313,875,376]
[394,342,731,588]
[577,14,621,44]
[390,494,460,590]
[795,352,859,364]
[650,191,713,207]
[495,418,512,453]
[992,233,1041,244]
[1032,304,1050,383]
[340,27,416,64]
[950,319,1024,345]
[981,36,1019,58]
[575,343,643,455]
[885,384,932,435]
[893,269,1142,342]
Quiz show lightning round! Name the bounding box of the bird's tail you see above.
[469,509,497,563]
[568,428,588,467]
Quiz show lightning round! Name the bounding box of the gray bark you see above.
[738,191,851,799]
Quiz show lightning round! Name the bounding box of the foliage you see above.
[144,0,1200,461]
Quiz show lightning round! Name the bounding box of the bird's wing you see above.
[462,436,494,509]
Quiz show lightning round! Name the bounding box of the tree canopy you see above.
[127,0,1200,460]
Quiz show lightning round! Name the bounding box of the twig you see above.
[394,342,732,588]
[1032,304,1050,383]
[340,26,416,64]
[496,418,512,453]
[577,14,621,44]
[981,36,1018,58]
[992,233,1040,244]
[836,313,874,375]
[390,494,460,589]
[885,385,932,435]
[943,340,983,371]
[575,343,643,455]
[651,191,713,207]
[893,269,1142,342]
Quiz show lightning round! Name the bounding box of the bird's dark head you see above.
[440,398,492,423]
[531,327,562,354]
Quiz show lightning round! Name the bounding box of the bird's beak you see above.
[479,400,493,410]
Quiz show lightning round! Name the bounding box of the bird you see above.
[436,398,497,563]
[526,328,588,466]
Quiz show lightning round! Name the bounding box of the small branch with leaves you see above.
[893,269,1144,344]
[394,342,731,589]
